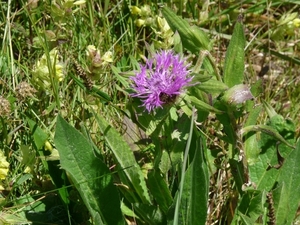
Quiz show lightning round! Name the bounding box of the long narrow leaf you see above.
[241,125,295,149]
[54,115,124,225]
[172,127,209,225]
[93,112,151,204]
[162,7,210,53]
[223,18,245,87]
[147,169,173,214]
[188,133,209,224]
[173,108,195,225]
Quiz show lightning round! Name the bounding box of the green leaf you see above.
[171,109,194,225]
[248,143,278,191]
[111,65,129,88]
[20,144,35,167]
[172,130,209,225]
[0,212,30,224]
[229,159,245,194]
[15,194,67,224]
[27,118,48,150]
[275,140,300,224]
[237,191,266,224]
[244,131,260,166]
[244,105,263,165]
[187,134,209,225]
[239,213,254,225]
[263,100,278,119]
[187,96,223,114]
[214,100,236,144]
[250,79,263,97]
[247,113,295,191]
[165,113,191,172]
[246,191,266,220]
[261,46,300,66]
[162,7,210,53]
[191,73,212,83]
[69,72,111,102]
[133,203,165,225]
[197,79,229,96]
[223,18,245,87]
[93,112,151,204]
[272,184,288,225]
[54,115,124,225]
[48,160,70,205]
[241,125,295,149]
[121,202,139,219]
[147,169,173,215]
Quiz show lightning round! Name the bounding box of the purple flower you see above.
[130,50,192,113]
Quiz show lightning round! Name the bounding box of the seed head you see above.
[0,96,11,117]
[16,81,37,100]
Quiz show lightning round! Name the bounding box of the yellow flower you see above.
[0,151,9,180]
[140,5,151,18]
[44,141,54,152]
[0,168,8,180]
[135,19,145,27]
[32,48,65,90]
[86,45,98,57]
[24,166,32,174]
[73,0,86,5]
[102,51,113,64]
[129,6,141,15]
[293,18,300,28]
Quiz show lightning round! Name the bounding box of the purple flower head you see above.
[130,50,193,112]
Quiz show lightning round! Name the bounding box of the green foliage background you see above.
[1,0,300,224]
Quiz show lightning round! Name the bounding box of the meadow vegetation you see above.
[1,0,300,224]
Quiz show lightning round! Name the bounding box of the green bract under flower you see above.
[130,50,192,112]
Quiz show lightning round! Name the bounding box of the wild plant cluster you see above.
[1,1,300,224]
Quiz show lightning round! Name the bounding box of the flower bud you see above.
[73,0,86,5]
[129,6,141,15]
[135,19,145,27]
[221,84,254,107]
[293,18,300,28]
[44,141,53,152]
[140,5,151,18]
